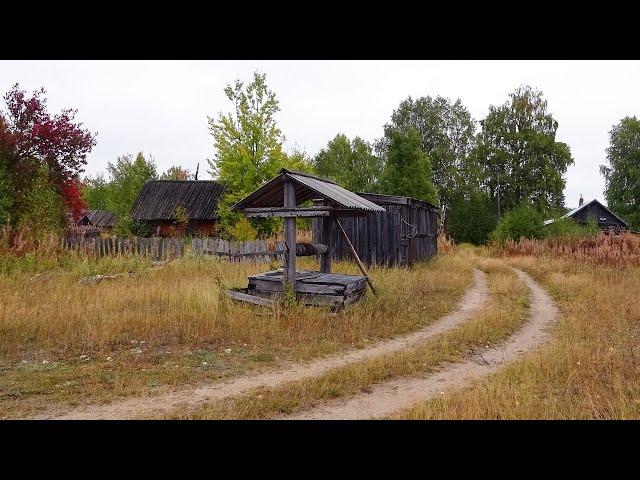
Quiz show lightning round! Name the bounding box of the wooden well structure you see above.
[227,169,385,308]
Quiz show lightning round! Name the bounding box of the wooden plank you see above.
[249,278,345,295]
[225,289,275,308]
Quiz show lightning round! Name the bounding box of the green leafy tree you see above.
[0,161,13,224]
[161,165,192,180]
[105,152,158,217]
[313,134,382,192]
[474,86,573,216]
[600,116,640,230]
[283,148,315,174]
[82,174,111,210]
[490,203,544,243]
[445,192,497,245]
[84,152,157,217]
[172,204,189,235]
[383,96,476,214]
[378,127,439,205]
[19,164,65,236]
[207,72,287,238]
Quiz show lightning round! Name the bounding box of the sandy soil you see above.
[38,269,489,420]
[281,268,558,420]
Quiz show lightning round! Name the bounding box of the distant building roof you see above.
[82,209,118,227]
[544,199,629,227]
[231,169,384,213]
[130,180,226,221]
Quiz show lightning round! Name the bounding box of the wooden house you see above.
[77,210,118,230]
[313,192,439,266]
[130,180,226,237]
[544,196,629,232]
[228,169,385,308]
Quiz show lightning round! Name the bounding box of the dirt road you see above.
[281,268,558,420]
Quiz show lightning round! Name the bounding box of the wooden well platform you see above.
[244,269,368,307]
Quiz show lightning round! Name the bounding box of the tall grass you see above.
[492,232,640,267]
[0,247,471,417]
[399,255,640,419]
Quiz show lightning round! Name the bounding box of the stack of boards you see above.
[238,269,368,308]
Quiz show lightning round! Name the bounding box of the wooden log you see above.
[336,219,376,295]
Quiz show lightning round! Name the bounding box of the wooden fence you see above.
[61,236,286,263]
[61,236,186,261]
[191,237,286,263]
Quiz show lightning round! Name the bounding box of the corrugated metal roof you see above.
[231,169,384,213]
[130,180,226,220]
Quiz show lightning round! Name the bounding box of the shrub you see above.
[445,193,497,245]
[490,204,544,243]
[228,217,258,241]
[543,216,599,239]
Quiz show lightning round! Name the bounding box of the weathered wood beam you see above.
[225,289,275,308]
[245,209,331,218]
[283,180,297,291]
[243,206,334,213]
[336,219,376,295]
[321,213,333,273]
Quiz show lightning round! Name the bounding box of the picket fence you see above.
[61,236,286,263]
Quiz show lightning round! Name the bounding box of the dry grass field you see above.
[1,232,639,419]
[164,257,528,419]
[397,242,640,419]
[0,243,471,418]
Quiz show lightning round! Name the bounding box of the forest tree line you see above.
[1,73,639,244]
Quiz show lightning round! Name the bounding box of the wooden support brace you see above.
[336,219,376,295]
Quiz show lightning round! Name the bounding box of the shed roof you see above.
[130,180,226,221]
[231,169,384,213]
[356,192,439,211]
[543,199,629,227]
[82,209,118,227]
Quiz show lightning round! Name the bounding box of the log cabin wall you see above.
[313,193,438,267]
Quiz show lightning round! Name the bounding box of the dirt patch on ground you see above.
[39,269,489,420]
[281,268,558,420]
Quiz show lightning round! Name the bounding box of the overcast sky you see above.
[2,60,638,208]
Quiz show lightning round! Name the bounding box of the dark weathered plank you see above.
[225,289,275,307]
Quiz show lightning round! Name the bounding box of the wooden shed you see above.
[313,192,439,266]
[130,180,226,237]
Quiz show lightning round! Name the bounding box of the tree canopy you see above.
[161,165,192,180]
[600,116,640,230]
[0,83,96,231]
[384,96,475,213]
[83,152,158,236]
[313,134,382,192]
[207,72,291,238]
[378,127,439,205]
[473,86,573,216]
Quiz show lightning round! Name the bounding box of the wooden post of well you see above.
[320,211,333,273]
[283,180,297,291]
